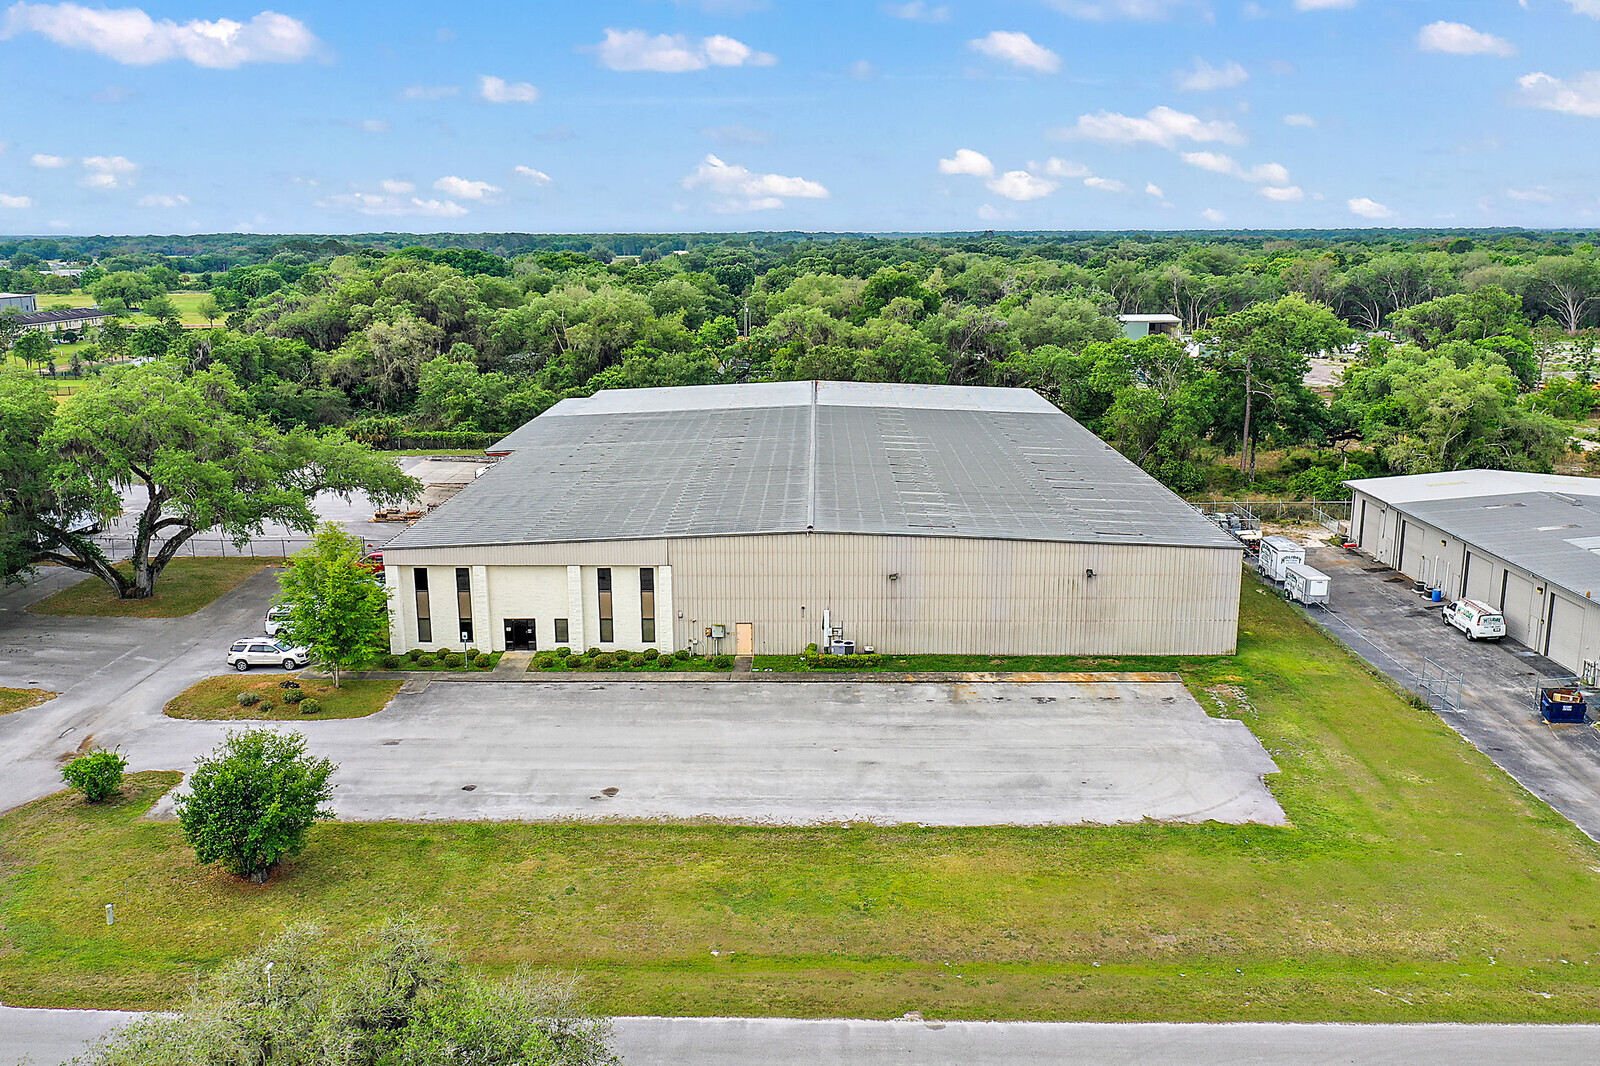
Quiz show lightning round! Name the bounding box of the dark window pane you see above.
[600,618,614,643]
[640,567,654,593]
[641,618,656,642]
[456,567,470,592]
[555,618,569,644]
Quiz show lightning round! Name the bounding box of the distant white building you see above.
[1118,313,1182,340]
[0,293,38,313]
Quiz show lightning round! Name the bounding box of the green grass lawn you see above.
[5,577,1600,1019]
[0,688,54,715]
[164,676,401,720]
[30,557,281,618]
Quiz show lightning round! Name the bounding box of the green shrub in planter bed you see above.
[408,649,424,661]
[283,687,306,704]
[612,650,632,665]
[712,654,734,669]
[439,652,463,669]
[415,654,436,668]
[474,653,493,669]
[532,652,555,668]
[641,648,660,661]
[655,655,676,669]
[592,653,617,670]
[586,647,602,658]
[465,648,480,661]
[298,698,322,715]
[803,651,884,670]
[379,654,402,670]
[236,691,260,707]
[673,649,692,661]
[258,701,274,714]
[555,646,571,658]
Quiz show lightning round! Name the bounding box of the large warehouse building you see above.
[380,382,1242,658]
[1347,469,1600,675]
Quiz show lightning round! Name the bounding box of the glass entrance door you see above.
[503,619,536,651]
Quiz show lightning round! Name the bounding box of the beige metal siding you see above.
[666,533,1239,656]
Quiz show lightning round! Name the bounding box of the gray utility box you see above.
[1283,562,1331,605]
[1259,535,1306,584]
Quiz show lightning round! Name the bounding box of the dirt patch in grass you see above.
[7,577,1600,1020]
[0,688,55,715]
[30,557,282,618]
[164,676,400,720]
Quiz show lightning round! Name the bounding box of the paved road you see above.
[1299,546,1600,840]
[6,1008,1600,1066]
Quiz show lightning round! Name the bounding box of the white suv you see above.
[227,638,311,671]
[1441,599,1507,642]
[264,605,292,637]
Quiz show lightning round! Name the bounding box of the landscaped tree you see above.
[196,293,221,327]
[175,728,337,884]
[88,270,159,309]
[141,291,182,328]
[1196,295,1353,480]
[7,358,420,597]
[12,329,50,370]
[83,919,619,1065]
[276,523,391,688]
[61,749,128,802]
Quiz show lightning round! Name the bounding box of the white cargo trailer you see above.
[1284,562,1331,606]
[1259,535,1306,583]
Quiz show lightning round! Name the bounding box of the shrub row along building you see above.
[1348,469,1600,676]
[380,381,1242,658]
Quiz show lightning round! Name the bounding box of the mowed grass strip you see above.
[164,676,400,721]
[0,688,55,715]
[30,557,281,618]
[5,578,1600,1020]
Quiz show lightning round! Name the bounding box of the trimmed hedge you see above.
[803,651,885,670]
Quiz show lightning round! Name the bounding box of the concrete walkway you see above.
[6,1008,1599,1066]
[492,650,533,675]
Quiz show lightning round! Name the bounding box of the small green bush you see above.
[407,649,424,661]
[806,642,819,654]
[235,691,260,707]
[612,650,632,665]
[473,653,492,669]
[655,655,676,669]
[439,652,462,669]
[566,656,587,670]
[298,698,322,715]
[803,651,884,670]
[283,687,306,705]
[673,649,692,661]
[62,750,128,802]
[641,648,660,661]
[465,648,480,660]
[712,654,734,669]
[554,646,571,658]
[533,652,555,668]
[258,700,274,714]
[379,654,402,670]
[415,654,436,668]
[592,652,617,670]
[586,647,602,658]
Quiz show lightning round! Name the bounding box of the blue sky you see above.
[1,0,1599,235]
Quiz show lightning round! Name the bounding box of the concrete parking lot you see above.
[1301,545,1600,839]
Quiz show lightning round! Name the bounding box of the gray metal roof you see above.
[1399,491,1600,601]
[384,382,1239,551]
[1346,469,1600,507]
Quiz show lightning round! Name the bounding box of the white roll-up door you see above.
[1465,552,1493,603]
[1545,594,1587,671]
[1502,571,1537,646]
[1399,520,1425,579]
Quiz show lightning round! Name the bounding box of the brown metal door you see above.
[735,622,753,656]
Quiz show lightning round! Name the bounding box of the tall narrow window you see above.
[414,568,432,644]
[640,567,656,643]
[554,618,569,645]
[597,567,614,643]
[456,567,473,644]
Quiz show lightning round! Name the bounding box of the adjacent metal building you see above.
[380,381,1243,658]
[1347,470,1600,674]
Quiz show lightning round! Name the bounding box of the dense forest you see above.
[5,229,1600,498]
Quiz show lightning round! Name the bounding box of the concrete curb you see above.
[341,669,1186,685]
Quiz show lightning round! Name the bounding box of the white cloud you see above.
[81,154,136,189]
[968,30,1060,73]
[1044,0,1195,19]
[402,84,460,101]
[1506,186,1556,203]
[1294,0,1356,9]
[1040,157,1091,178]
[1566,1,1600,16]
[318,190,469,218]
[0,193,32,208]
[1179,151,1289,184]
[977,203,1006,221]
[1283,112,1317,127]
[885,1,949,21]
[987,170,1058,201]
[380,179,414,194]
[702,123,771,145]
[1201,207,1225,223]
[479,75,539,103]
[1418,21,1516,57]
[1517,71,1600,117]
[1348,196,1395,219]
[938,148,995,177]
[1057,105,1244,148]
[594,28,774,72]
[1260,185,1305,201]
[434,175,500,201]
[359,118,389,133]
[681,154,827,212]
[0,3,319,68]
[136,192,188,207]
[1177,58,1248,91]
[1084,176,1126,192]
[514,165,552,184]
[30,153,68,167]
[1145,182,1164,197]
[848,59,875,80]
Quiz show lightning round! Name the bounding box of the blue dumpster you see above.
[1540,686,1587,723]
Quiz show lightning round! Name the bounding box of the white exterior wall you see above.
[384,533,1241,657]
[1350,488,1600,673]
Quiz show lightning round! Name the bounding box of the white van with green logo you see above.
[1441,599,1506,641]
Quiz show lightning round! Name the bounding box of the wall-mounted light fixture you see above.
[888,572,900,581]
[1085,568,1096,578]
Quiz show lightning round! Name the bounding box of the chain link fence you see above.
[82,535,315,561]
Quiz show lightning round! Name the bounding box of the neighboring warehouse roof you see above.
[15,307,105,326]
[1346,469,1600,507]
[384,381,1239,552]
[1117,313,1182,324]
[1398,492,1600,601]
